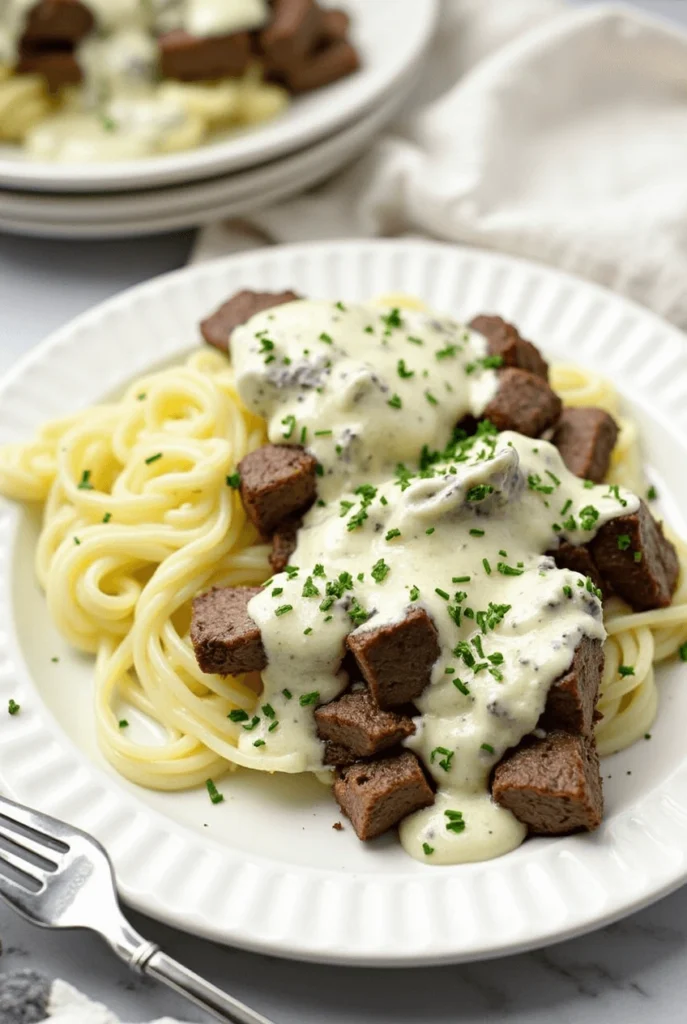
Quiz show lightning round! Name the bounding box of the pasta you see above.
[0,63,289,161]
[1,331,685,790]
[0,66,54,142]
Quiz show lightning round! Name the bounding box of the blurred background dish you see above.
[0,72,417,238]
[0,0,438,193]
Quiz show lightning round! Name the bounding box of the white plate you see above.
[0,70,413,239]
[2,240,687,966]
[0,0,437,194]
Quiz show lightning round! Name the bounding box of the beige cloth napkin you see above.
[194,0,687,331]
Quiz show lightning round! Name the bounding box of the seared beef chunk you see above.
[17,44,81,89]
[191,586,266,675]
[159,30,251,82]
[320,8,351,43]
[285,39,360,93]
[552,407,619,483]
[315,688,415,758]
[22,0,93,43]
[540,637,603,737]
[260,0,323,70]
[483,368,562,437]
[492,731,603,834]
[590,500,678,610]
[470,315,549,381]
[346,609,440,709]
[549,541,606,598]
[200,289,300,353]
[323,741,359,767]
[270,516,301,573]
[334,751,434,840]
[239,444,317,536]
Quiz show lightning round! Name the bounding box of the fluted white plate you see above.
[1,240,687,966]
[0,0,437,194]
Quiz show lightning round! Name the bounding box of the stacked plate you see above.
[0,0,437,239]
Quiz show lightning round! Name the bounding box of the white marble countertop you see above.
[3,1,687,1020]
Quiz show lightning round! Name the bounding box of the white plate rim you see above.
[2,239,687,965]
[0,0,438,194]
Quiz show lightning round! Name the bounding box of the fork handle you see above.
[142,949,276,1024]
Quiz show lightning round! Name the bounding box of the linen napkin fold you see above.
[194,0,687,332]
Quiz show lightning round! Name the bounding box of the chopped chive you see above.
[268,721,279,733]
[229,709,250,723]
[371,559,390,583]
[469,529,485,537]
[385,528,401,541]
[206,779,224,805]
[272,587,284,597]
[634,551,643,563]
[299,691,320,706]
[616,534,631,551]
[425,390,438,406]
[319,332,333,344]
[281,414,296,439]
[8,699,20,716]
[435,588,450,600]
[562,585,573,598]
[242,716,260,732]
[282,689,293,699]
[118,719,128,729]
[422,842,435,856]
[226,472,241,489]
[145,453,162,465]
[275,604,293,617]
[452,576,470,583]
[679,643,687,662]
[77,469,93,490]
[618,665,635,677]
[261,704,276,719]
[315,430,333,437]
[453,678,470,695]
[480,743,495,754]
[482,558,491,575]
[409,585,420,601]
[102,512,112,523]
[497,562,524,576]
[387,394,403,410]
[253,739,266,748]
[647,485,658,501]
[426,527,435,536]
[397,359,414,379]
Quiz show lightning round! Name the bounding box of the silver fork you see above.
[0,793,276,1024]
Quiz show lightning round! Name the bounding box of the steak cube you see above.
[492,731,603,835]
[269,516,301,573]
[22,0,94,43]
[590,500,678,610]
[315,688,415,758]
[483,368,562,437]
[323,741,359,767]
[549,541,607,598]
[17,44,81,90]
[552,407,619,483]
[470,315,549,380]
[346,608,440,709]
[191,586,266,675]
[334,751,435,840]
[540,636,604,737]
[159,30,251,82]
[238,444,317,535]
[285,40,360,93]
[260,0,323,71]
[200,289,300,353]
[320,8,351,43]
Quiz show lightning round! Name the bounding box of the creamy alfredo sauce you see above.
[0,0,270,160]
[231,300,639,865]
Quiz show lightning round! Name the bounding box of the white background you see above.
[2,2,687,1022]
